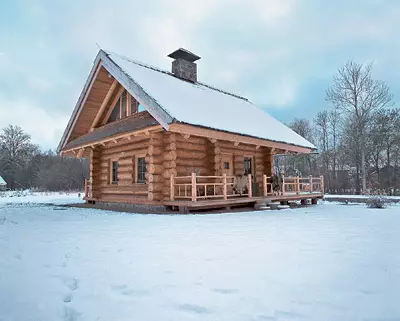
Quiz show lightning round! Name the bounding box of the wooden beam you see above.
[234,141,240,147]
[101,85,125,125]
[209,138,217,144]
[168,123,313,154]
[62,125,163,153]
[77,148,84,159]
[90,79,118,131]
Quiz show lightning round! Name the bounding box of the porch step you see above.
[254,203,270,210]
[277,205,290,210]
[268,202,281,210]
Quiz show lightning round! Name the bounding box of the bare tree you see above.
[0,125,38,189]
[326,60,393,193]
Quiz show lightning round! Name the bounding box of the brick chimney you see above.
[168,48,201,83]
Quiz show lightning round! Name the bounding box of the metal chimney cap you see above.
[168,48,201,62]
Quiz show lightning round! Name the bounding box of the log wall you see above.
[89,130,277,203]
[93,136,150,202]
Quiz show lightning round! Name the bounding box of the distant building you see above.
[0,176,6,191]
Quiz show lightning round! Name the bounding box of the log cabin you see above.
[58,48,323,211]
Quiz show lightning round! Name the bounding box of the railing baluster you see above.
[223,174,227,200]
[170,174,174,201]
[191,172,197,202]
[309,175,313,193]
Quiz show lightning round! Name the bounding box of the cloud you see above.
[0,99,68,149]
[0,0,399,149]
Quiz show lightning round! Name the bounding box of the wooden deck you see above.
[164,192,324,211]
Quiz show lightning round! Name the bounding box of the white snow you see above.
[324,194,400,200]
[0,175,6,185]
[1,200,399,320]
[0,191,84,205]
[107,52,315,149]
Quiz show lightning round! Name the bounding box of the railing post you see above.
[281,175,285,195]
[320,175,324,193]
[309,175,313,193]
[296,176,300,195]
[223,174,227,200]
[84,179,88,197]
[247,174,252,198]
[263,174,267,196]
[170,174,174,201]
[191,172,197,202]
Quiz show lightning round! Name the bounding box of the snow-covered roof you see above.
[105,52,315,150]
[0,176,6,186]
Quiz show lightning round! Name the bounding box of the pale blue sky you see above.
[0,0,399,149]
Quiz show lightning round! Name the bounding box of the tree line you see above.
[277,60,400,195]
[1,60,398,195]
[0,125,88,191]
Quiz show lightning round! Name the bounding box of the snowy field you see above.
[1,197,399,321]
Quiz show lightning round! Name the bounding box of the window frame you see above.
[135,154,147,184]
[244,155,255,177]
[110,159,119,185]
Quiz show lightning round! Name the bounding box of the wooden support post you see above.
[263,174,267,196]
[309,175,313,193]
[311,198,318,205]
[247,174,252,198]
[223,174,227,200]
[296,176,300,195]
[320,175,324,193]
[170,174,174,201]
[281,175,285,195]
[191,172,197,202]
[84,179,88,197]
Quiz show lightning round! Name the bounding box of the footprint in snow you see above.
[212,288,238,294]
[63,306,80,321]
[63,293,73,303]
[177,304,211,314]
[64,278,79,291]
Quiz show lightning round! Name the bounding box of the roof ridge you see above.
[104,50,248,101]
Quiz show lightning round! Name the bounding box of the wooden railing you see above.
[262,175,324,196]
[170,173,324,202]
[170,173,252,201]
[84,179,91,198]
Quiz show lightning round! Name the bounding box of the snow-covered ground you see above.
[0,191,84,205]
[1,199,399,321]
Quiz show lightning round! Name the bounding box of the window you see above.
[244,157,253,176]
[121,90,127,117]
[106,91,147,124]
[111,161,119,184]
[136,157,147,183]
[223,161,230,170]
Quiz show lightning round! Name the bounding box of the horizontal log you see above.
[148,192,163,201]
[175,158,209,167]
[163,150,177,161]
[176,141,208,151]
[175,135,208,145]
[176,150,207,159]
[147,164,164,175]
[163,133,176,144]
[101,141,149,156]
[146,173,163,183]
[163,160,176,169]
[162,169,177,179]
[148,183,163,193]
[145,155,164,165]
[101,149,148,160]
[164,143,176,151]
[148,145,163,156]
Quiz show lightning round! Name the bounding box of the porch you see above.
[164,174,324,211]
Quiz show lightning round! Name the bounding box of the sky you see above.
[0,0,399,150]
